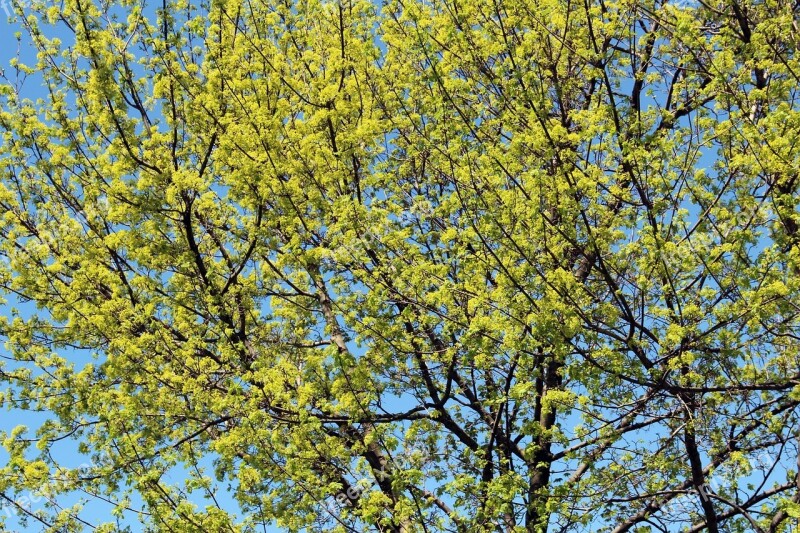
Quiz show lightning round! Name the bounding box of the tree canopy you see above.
[1,0,800,531]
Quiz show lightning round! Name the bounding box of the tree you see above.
[0,0,799,531]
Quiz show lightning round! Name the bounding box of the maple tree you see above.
[1,0,800,531]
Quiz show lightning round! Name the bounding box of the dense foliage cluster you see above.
[1,0,799,531]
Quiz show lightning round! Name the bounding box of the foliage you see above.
[1,0,799,531]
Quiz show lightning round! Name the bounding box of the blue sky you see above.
[1,1,797,532]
